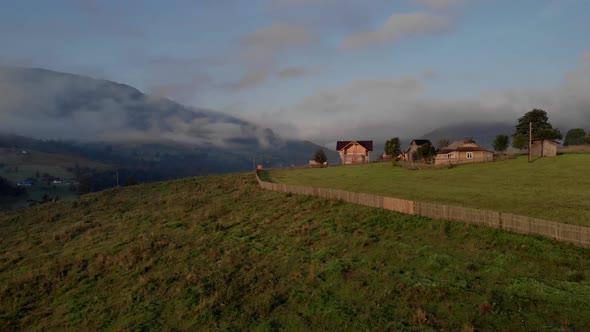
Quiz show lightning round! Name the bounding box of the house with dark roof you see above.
[336,140,373,164]
[434,139,493,166]
[403,139,433,161]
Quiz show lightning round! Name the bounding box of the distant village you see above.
[308,109,582,168]
[309,137,560,168]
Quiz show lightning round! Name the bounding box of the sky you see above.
[1,0,589,144]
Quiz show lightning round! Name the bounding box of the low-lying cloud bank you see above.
[0,67,280,149]
[1,62,588,149]
[256,61,590,143]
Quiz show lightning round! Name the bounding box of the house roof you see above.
[532,139,560,144]
[410,139,431,146]
[438,139,493,154]
[336,140,373,151]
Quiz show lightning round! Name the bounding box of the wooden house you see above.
[531,139,558,157]
[406,139,432,161]
[336,140,373,164]
[434,139,493,166]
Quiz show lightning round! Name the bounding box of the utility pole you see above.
[116,171,119,188]
[529,121,533,163]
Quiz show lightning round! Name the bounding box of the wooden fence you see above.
[255,172,590,248]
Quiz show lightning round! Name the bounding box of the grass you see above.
[265,154,590,226]
[1,172,590,330]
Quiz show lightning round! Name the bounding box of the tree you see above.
[493,134,510,152]
[563,128,587,146]
[415,143,436,162]
[437,139,450,150]
[384,137,401,157]
[585,136,590,145]
[512,133,528,150]
[514,108,562,140]
[313,149,327,165]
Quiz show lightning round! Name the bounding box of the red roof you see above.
[336,140,373,151]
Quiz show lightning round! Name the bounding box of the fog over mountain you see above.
[0,67,281,149]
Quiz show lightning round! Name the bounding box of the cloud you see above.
[342,12,451,49]
[228,24,317,90]
[277,66,310,78]
[241,23,315,53]
[266,0,382,31]
[256,62,590,144]
[413,0,470,10]
[271,0,319,5]
[147,76,212,102]
[230,65,275,91]
[422,68,436,79]
[0,67,281,149]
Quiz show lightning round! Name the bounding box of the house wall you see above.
[339,143,370,164]
[435,150,493,165]
[409,142,434,161]
[408,142,421,160]
[531,140,557,157]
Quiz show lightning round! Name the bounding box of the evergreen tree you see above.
[493,134,510,152]
[313,149,327,164]
[384,137,401,156]
[514,109,561,140]
[512,133,528,150]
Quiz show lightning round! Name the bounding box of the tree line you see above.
[494,108,589,152]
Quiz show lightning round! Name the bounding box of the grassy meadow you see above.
[1,172,590,330]
[265,154,590,226]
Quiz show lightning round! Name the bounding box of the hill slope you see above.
[1,173,590,330]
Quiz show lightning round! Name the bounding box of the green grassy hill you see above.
[1,172,590,330]
[265,154,590,226]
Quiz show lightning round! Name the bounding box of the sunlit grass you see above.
[266,154,590,226]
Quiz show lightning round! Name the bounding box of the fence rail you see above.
[255,172,590,248]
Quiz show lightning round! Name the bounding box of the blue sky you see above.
[1,0,589,141]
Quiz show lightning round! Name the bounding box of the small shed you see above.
[531,139,559,157]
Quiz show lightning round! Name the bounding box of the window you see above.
[466,152,473,159]
[447,153,456,159]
